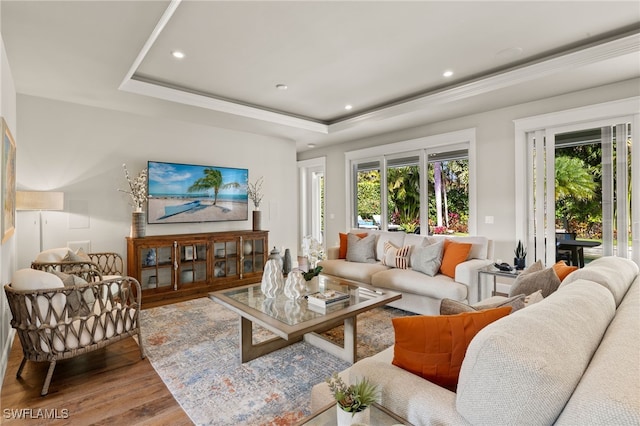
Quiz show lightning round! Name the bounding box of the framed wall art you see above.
[1,117,16,243]
[147,161,249,224]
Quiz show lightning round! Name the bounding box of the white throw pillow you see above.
[35,247,71,263]
[11,269,66,326]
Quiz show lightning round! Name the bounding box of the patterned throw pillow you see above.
[346,233,377,263]
[381,241,411,269]
[411,239,444,276]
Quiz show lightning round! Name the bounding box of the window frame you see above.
[345,128,477,235]
[514,96,640,266]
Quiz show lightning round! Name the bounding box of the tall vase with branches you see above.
[247,177,264,231]
[118,163,147,237]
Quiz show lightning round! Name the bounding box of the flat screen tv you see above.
[147,161,249,224]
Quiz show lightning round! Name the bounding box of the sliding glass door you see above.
[526,121,634,265]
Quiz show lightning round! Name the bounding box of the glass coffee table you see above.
[210,274,401,363]
[295,402,413,426]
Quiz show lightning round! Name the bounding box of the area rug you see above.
[140,297,410,425]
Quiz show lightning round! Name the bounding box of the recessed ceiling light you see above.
[171,50,185,59]
[307,143,316,148]
[345,105,353,110]
[276,84,288,90]
[443,70,454,78]
[496,47,523,61]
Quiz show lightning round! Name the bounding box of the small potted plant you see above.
[326,372,378,426]
[514,240,527,270]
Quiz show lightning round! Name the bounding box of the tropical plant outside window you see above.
[555,127,632,243]
[428,151,469,234]
[355,149,469,235]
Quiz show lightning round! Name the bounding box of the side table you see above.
[295,402,413,426]
[477,265,521,301]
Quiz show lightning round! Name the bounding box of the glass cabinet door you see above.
[213,240,238,278]
[178,242,208,285]
[139,245,174,290]
[242,237,266,274]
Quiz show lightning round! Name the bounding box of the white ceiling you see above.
[2,1,639,151]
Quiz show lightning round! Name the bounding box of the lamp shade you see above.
[16,191,64,211]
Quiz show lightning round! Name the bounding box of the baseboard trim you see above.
[1,329,16,387]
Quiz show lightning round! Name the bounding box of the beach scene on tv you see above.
[147,161,249,224]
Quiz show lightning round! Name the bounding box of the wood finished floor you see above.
[1,319,193,425]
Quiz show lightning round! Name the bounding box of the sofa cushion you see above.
[456,280,616,425]
[339,232,368,259]
[440,240,472,278]
[508,260,560,297]
[371,230,406,261]
[371,268,466,300]
[552,260,577,281]
[347,347,468,425]
[410,239,444,276]
[440,294,525,315]
[346,233,377,263]
[318,259,389,285]
[524,289,544,306]
[392,307,511,392]
[11,269,67,326]
[35,247,71,262]
[560,256,639,307]
[430,235,490,260]
[556,278,640,425]
[382,241,411,269]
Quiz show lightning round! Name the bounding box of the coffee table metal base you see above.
[240,316,357,363]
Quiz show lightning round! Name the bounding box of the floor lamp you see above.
[16,191,65,253]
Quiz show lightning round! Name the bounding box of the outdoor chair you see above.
[556,232,580,265]
[4,269,144,396]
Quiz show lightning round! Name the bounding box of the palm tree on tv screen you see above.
[187,168,240,205]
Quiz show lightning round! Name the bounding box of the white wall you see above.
[0,7,18,386]
[15,94,299,272]
[298,78,640,264]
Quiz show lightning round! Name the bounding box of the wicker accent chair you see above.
[31,248,124,280]
[4,270,144,396]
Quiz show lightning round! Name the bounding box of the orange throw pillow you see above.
[439,240,472,278]
[552,260,578,281]
[338,232,368,259]
[392,307,511,392]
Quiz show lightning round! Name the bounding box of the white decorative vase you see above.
[284,270,306,299]
[336,405,370,426]
[261,259,283,298]
[244,240,253,255]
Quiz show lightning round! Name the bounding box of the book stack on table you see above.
[306,290,350,310]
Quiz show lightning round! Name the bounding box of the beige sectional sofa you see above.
[318,230,494,315]
[311,256,640,425]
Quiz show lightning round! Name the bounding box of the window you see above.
[298,158,326,244]
[348,129,476,235]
